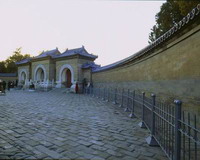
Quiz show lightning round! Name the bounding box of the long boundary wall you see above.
[92,16,200,114]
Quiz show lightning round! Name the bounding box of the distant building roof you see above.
[34,48,60,59]
[15,58,32,65]
[15,46,98,65]
[0,73,17,77]
[54,46,98,59]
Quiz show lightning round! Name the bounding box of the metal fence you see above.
[83,87,200,160]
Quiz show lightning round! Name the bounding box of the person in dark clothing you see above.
[75,82,79,94]
[0,80,3,92]
[2,81,6,91]
[29,82,35,90]
[10,81,14,88]
[8,81,11,91]
[82,78,86,93]
[15,80,18,87]
[12,81,15,88]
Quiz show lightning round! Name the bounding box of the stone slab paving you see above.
[0,89,168,160]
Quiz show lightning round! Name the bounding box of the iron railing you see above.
[83,87,200,160]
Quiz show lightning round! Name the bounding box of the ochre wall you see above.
[83,69,92,83]
[49,59,56,81]
[78,58,93,82]
[92,23,200,114]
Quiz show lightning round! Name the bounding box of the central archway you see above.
[36,68,45,82]
[34,64,47,82]
[59,64,74,88]
[61,68,72,88]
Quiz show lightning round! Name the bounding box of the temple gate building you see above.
[16,46,99,92]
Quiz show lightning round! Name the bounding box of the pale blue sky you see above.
[0,0,164,66]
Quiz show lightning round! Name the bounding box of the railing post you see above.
[129,91,135,118]
[99,88,101,98]
[120,89,124,107]
[92,88,95,97]
[146,94,159,146]
[100,88,101,98]
[174,100,182,160]
[91,87,94,96]
[138,92,146,128]
[107,88,110,102]
[102,88,105,101]
[89,87,91,96]
[97,88,100,98]
[124,89,130,112]
[113,88,117,104]
[95,88,99,98]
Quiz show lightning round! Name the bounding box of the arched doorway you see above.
[35,68,45,82]
[34,64,47,82]
[61,68,72,88]
[19,69,28,85]
[66,69,72,88]
[21,72,26,82]
[59,64,74,88]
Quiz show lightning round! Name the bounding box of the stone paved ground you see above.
[0,89,168,160]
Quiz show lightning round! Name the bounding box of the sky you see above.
[0,0,164,66]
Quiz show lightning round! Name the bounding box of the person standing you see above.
[75,82,79,94]
[15,80,18,87]
[0,80,3,92]
[8,81,10,91]
[3,81,6,92]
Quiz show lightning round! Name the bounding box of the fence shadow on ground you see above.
[84,87,200,160]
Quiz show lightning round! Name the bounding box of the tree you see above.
[6,47,31,63]
[149,0,200,43]
[0,61,6,73]
[0,47,31,73]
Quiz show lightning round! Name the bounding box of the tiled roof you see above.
[34,48,60,59]
[54,46,98,59]
[82,62,100,71]
[16,46,97,65]
[93,4,200,73]
[15,58,31,65]
[0,73,17,77]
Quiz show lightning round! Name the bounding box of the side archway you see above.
[19,69,28,84]
[34,64,47,82]
[59,64,74,88]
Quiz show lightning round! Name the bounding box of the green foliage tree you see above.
[0,47,31,73]
[0,61,6,73]
[149,0,200,43]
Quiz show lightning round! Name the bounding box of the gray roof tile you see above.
[54,46,97,59]
[34,48,60,59]
[15,58,31,65]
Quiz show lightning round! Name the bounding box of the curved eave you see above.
[31,56,52,62]
[54,54,97,60]
[16,62,30,66]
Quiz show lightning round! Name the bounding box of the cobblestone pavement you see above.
[0,89,168,160]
